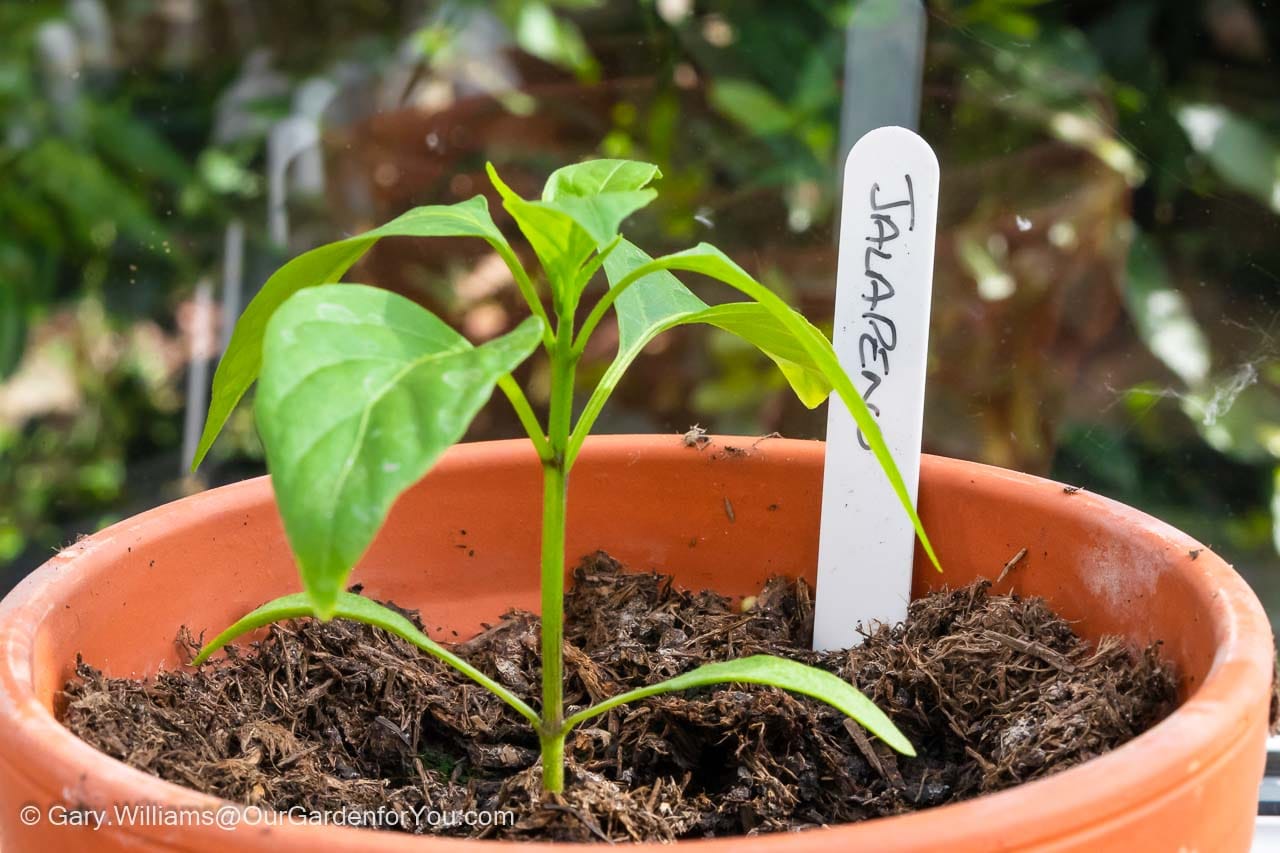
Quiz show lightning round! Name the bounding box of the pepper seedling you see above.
[190,159,939,793]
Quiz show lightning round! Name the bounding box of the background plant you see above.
[4,0,1280,631]
[189,158,937,792]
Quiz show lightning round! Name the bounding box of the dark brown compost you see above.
[63,553,1177,841]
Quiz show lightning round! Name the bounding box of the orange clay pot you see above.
[0,436,1270,851]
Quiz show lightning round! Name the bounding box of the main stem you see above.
[538,317,577,794]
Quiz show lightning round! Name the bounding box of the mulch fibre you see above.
[64,552,1176,841]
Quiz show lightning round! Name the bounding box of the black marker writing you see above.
[857,174,915,450]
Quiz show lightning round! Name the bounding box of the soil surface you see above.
[63,553,1177,841]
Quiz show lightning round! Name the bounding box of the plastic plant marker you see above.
[813,126,940,651]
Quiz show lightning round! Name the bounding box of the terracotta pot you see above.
[0,436,1270,851]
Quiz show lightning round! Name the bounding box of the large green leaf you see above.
[256,284,542,617]
[191,591,540,725]
[561,654,913,756]
[192,195,526,468]
[573,240,939,570]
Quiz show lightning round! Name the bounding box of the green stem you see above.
[497,374,552,462]
[539,456,568,738]
[571,263,651,356]
[538,313,577,794]
[492,241,556,350]
[569,235,622,302]
[540,728,567,793]
[562,259,674,466]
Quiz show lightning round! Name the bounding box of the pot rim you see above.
[0,435,1270,850]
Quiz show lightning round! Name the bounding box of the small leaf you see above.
[709,79,796,135]
[511,0,600,82]
[256,284,542,617]
[192,591,540,725]
[564,654,914,756]
[542,159,661,200]
[609,243,831,402]
[191,593,315,665]
[192,195,513,468]
[545,190,657,248]
[488,163,597,298]
[610,238,708,344]
[573,240,833,454]
[487,162,657,301]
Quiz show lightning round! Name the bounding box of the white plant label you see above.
[813,126,939,651]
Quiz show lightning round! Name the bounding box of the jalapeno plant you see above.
[190,159,938,793]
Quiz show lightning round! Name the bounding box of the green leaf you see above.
[193,195,521,469]
[571,241,833,456]
[562,654,913,756]
[488,163,596,298]
[511,0,600,82]
[191,591,540,725]
[709,79,796,136]
[692,302,833,407]
[542,159,662,200]
[1177,103,1280,213]
[487,162,657,302]
[574,240,939,571]
[609,239,709,340]
[544,190,657,248]
[16,139,161,243]
[256,284,542,618]
[1123,232,1209,388]
[90,106,193,188]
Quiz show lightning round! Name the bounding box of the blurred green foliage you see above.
[1,3,187,378]
[3,0,1280,621]
[593,0,1280,600]
[0,1,201,568]
[0,296,184,564]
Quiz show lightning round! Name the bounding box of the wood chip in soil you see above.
[62,552,1178,842]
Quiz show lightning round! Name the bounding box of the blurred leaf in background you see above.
[3,0,1280,627]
